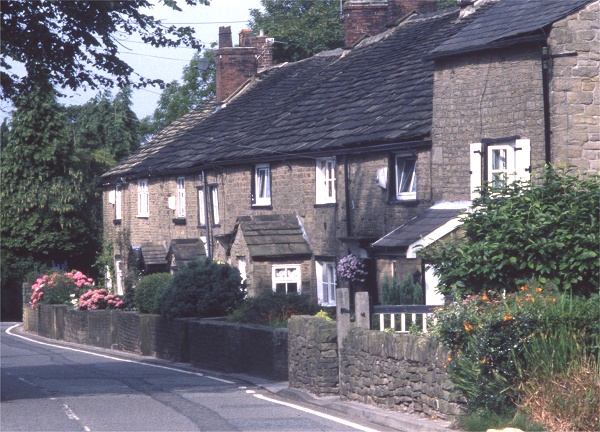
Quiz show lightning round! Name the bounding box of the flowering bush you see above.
[30,270,94,308]
[433,281,598,414]
[78,289,124,310]
[336,254,367,283]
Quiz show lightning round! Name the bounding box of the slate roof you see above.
[101,7,463,183]
[167,238,207,264]
[237,214,311,259]
[371,207,464,250]
[140,242,168,266]
[431,0,593,57]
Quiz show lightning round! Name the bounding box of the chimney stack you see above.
[343,0,438,47]
[214,27,275,103]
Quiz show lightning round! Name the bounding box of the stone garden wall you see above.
[23,304,287,381]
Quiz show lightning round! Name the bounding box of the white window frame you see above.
[316,157,336,204]
[211,185,220,225]
[395,154,417,200]
[470,139,531,200]
[198,185,219,226]
[316,261,336,306]
[237,256,247,284]
[272,264,301,294]
[198,188,206,226]
[253,164,271,206]
[176,177,186,218]
[137,179,149,217]
[115,257,124,296]
[115,183,122,220]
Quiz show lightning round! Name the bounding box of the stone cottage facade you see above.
[101,0,598,305]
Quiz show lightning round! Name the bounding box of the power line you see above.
[118,51,192,62]
[160,20,249,25]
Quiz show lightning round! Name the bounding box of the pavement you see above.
[8,323,456,432]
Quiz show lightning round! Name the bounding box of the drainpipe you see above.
[201,170,212,259]
[344,156,352,237]
[541,43,552,164]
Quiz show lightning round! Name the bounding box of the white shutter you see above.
[514,139,531,182]
[316,261,324,303]
[470,143,483,200]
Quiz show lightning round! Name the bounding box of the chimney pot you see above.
[218,26,232,48]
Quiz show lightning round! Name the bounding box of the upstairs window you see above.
[252,164,271,206]
[272,265,301,294]
[470,138,531,200]
[115,183,122,220]
[198,185,219,227]
[316,261,336,306]
[176,177,186,218]
[395,154,417,200]
[316,158,336,204]
[137,180,149,217]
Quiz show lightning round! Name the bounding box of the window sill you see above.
[251,205,273,210]
[113,219,122,225]
[387,199,420,206]
[136,215,149,219]
[314,203,337,209]
[172,218,186,225]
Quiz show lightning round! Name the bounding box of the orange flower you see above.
[549,297,557,303]
[463,322,474,331]
[447,356,453,362]
[503,315,513,321]
[525,294,535,302]
[481,294,489,301]
[520,285,528,291]
[536,287,543,293]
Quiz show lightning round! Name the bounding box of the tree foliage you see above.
[419,167,599,297]
[249,0,344,64]
[1,0,208,101]
[140,48,216,140]
[1,85,140,311]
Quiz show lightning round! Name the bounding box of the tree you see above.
[418,167,599,298]
[1,85,90,267]
[140,48,216,140]
[249,0,344,64]
[1,0,208,101]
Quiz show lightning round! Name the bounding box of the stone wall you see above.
[288,316,339,396]
[548,1,599,174]
[23,305,287,380]
[341,328,464,419]
[432,45,546,202]
[188,319,288,381]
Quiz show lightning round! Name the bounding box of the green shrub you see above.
[134,273,171,314]
[158,259,243,318]
[381,274,423,305]
[433,282,599,414]
[419,167,599,297]
[227,291,319,327]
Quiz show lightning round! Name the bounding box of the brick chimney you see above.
[215,26,258,103]
[214,27,275,103]
[343,0,438,47]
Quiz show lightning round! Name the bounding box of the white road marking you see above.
[252,393,381,432]
[5,323,233,384]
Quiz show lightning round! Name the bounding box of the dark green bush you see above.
[419,167,599,297]
[228,291,320,327]
[158,259,243,318]
[134,273,171,314]
[380,274,423,305]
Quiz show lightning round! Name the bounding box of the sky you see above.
[1,0,263,121]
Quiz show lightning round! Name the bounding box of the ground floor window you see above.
[272,265,301,294]
[316,261,336,306]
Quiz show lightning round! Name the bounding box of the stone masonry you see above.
[548,1,599,174]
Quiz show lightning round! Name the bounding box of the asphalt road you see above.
[1,322,387,432]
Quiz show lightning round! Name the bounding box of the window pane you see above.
[397,157,416,198]
[198,189,206,225]
[287,283,298,293]
[276,283,287,294]
[491,149,507,170]
[211,186,219,225]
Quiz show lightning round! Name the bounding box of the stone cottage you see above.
[100,0,598,306]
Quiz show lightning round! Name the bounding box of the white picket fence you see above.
[372,305,438,333]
